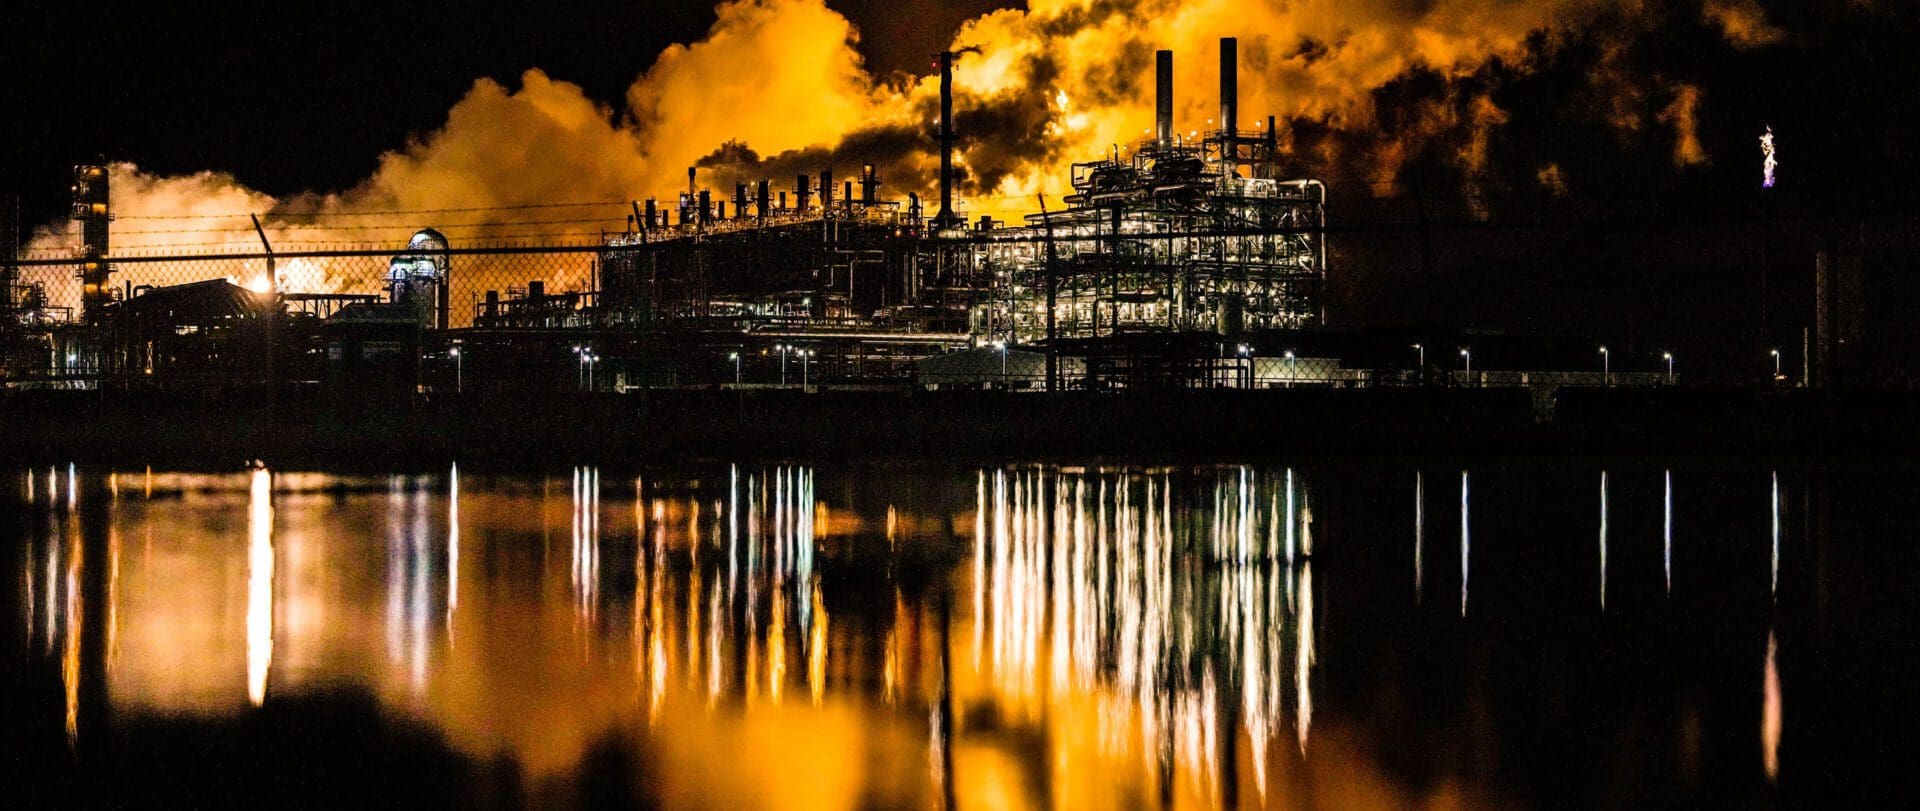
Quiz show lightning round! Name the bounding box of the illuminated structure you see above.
[71,164,113,323]
[974,39,1328,344]
[387,228,451,329]
[571,37,1325,386]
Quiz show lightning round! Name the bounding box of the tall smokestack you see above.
[796,174,812,211]
[757,180,771,222]
[820,169,834,210]
[1220,38,1238,176]
[1155,50,1174,151]
[933,50,960,229]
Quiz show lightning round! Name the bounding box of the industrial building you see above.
[1,37,1679,399]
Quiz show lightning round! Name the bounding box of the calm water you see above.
[5,460,1914,808]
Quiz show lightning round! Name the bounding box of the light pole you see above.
[1770,348,1781,383]
[1599,346,1610,387]
[572,344,587,390]
[1284,350,1297,388]
[991,340,1008,387]
[1237,343,1252,388]
[449,346,461,394]
[1412,343,1424,385]
[729,351,741,385]
[1459,347,1472,386]
[800,349,812,389]
[779,344,791,386]
[586,352,598,391]
[1662,352,1674,385]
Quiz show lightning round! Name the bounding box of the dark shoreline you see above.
[2,387,1913,468]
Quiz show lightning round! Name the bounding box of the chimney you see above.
[734,183,749,219]
[779,191,789,211]
[687,166,696,197]
[1220,38,1238,175]
[820,169,834,209]
[1155,50,1174,151]
[796,174,812,211]
[757,180,771,221]
[643,198,657,231]
[843,181,853,211]
[933,50,959,228]
[860,164,879,204]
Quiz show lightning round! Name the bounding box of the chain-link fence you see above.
[10,244,606,329]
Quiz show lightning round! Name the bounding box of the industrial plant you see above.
[2,38,1662,398]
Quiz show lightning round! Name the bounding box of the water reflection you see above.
[966,466,1316,805]
[1460,470,1471,617]
[1600,471,1609,610]
[6,461,1831,808]
[246,467,273,706]
[1663,469,1673,594]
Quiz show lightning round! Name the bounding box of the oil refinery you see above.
[3,38,1675,399]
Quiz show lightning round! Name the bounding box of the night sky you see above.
[6,1,1920,381]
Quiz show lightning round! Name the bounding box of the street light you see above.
[1662,352,1674,385]
[1459,347,1472,385]
[449,346,462,394]
[1599,346,1610,387]
[1284,350,1297,388]
[728,351,741,385]
[1770,348,1781,382]
[1237,343,1252,388]
[586,352,598,391]
[991,340,1008,386]
[573,344,589,390]
[799,349,813,388]
[778,344,792,385]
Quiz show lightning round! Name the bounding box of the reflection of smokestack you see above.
[1220,38,1237,176]
[1155,50,1174,151]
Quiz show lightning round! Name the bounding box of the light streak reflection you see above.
[1771,471,1781,598]
[1663,469,1673,594]
[1414,471,1424,603]
[1600,471,1609,611]
[1461,470,1470,618]
[1763,629,1781,781]
[968,465,1319,801]
[246,467,274,706]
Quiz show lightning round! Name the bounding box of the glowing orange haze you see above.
[34,0,1762,255]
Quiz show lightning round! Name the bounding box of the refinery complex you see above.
[3,38,1660,397]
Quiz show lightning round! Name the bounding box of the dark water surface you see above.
[5,460,1914,808]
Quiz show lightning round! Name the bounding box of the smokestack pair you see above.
[1153,37,1239,152]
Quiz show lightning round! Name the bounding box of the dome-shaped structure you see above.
[387,227,453,329]
[406,228,451,274]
